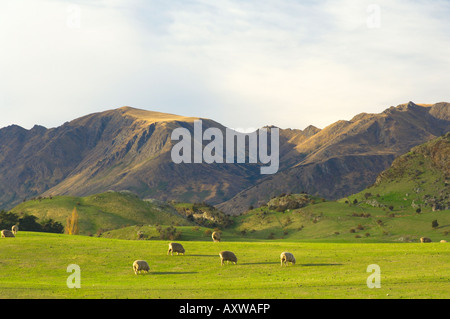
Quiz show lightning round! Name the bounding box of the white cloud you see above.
[0,0,449,130]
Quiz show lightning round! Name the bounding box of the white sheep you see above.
[280,252,296,266]
[11,225,18,235]
[132,260,150,275]
[219,251,237,265]
[1,230,15,238]
[167,242,185,255]
[440,240,447,243]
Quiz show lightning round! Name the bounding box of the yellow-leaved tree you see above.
[65,207,79,235]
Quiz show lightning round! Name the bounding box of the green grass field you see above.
[230,201,450,243]
[1,232,449,299]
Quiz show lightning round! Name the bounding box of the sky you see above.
[1,0,449,132]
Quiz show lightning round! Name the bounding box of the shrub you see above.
[137,231,147,240]
[275,206,286,212]
[286,201,301,210]
[283,217,292,227]
[159,226,181,240]
[349,228,356,233]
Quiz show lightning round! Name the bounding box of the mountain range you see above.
[0,101,448,214]
[10,131,449,241]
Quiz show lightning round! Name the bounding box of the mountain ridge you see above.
[217,102,449,214]
[0,102,448,213]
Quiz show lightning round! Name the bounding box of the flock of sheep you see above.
[2,226,446,275]
[133,231,297,275]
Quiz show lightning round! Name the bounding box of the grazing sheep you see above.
[420,237,432,243]
[280,252,296,266]
[219,251,237,265]
[440,240,447,243]
[1,230,15,238]
[132,260,150,275]
[167,242,185,255]
[212,231,221,242]
[11,225,18,235]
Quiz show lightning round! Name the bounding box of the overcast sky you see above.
[1,0,449,131]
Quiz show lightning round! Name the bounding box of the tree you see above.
[40,218,64,233]
[65,207,79,235]
[0,210,19,229]
[18,214,42,231]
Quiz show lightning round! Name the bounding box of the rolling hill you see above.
[10,191,192,235]
[346,131,449,211]
[10,191,234,236]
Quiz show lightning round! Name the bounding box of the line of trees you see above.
[0,210,64,233]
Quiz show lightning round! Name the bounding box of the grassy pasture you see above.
[0,232,449,299]
[231,201,450,243]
